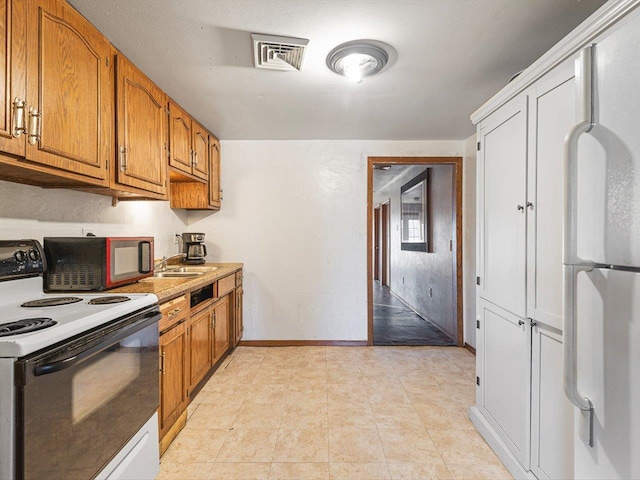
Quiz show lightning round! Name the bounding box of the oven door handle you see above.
[33,311,159,376]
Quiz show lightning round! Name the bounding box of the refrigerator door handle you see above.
[563,44,596,448]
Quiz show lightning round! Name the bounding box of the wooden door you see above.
[191,121,208,181]
[212,294,230,364]
[208,137,221,209]
[25,0,110,182]
[0,0,26,157]
[168,100,192,175]
[188,307,211,388]
[159,321,189,437]
[477,94,527,317]
[381,201,389,287]
[373,206,380,281]
[115,54,167,196]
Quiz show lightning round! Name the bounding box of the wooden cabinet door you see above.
[159,321,189,438]
[234,286,243,346]
[192,121,208,181]
[477,93,527,318]
[208,137,221,209]
[115,54,167,196]
[212,294,230,364]
[24,0,111,182]
[168,100,192,175]
[477,298,531,468]
[0,0,26,157]
[188,307,211,389]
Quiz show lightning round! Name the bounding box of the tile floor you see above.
[158,346,512,480]
[373,283,455,346]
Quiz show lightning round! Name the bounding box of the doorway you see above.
[367,156,464,347]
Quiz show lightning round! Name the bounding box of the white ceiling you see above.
[67,0,606,141]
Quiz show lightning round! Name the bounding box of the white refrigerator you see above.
[564,5,640,479]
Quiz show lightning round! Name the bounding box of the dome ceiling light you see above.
[326,40,390,84]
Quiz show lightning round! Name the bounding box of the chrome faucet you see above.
[154,253,186,271]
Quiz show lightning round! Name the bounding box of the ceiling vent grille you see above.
[252,33,309,72]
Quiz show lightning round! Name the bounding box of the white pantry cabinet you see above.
[473,55,577,479]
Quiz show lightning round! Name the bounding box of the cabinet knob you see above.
[517,205,524,212]
[518,319,525,326]
[527,201,534,210]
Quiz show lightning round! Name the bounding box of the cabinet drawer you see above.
[217,274,236,297]
[235,270,243,287]
[159,295,188,332]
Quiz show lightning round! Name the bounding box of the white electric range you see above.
[0,239,161,480]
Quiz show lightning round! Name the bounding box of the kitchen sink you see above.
[167,266,220,273]
[153,271,204,278]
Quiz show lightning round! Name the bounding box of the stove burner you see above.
[88,296,131,305]
[21,297,83,307]
[0,318,57,337]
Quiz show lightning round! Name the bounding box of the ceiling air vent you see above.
[252,33,309,72]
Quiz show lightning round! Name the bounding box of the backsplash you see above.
[0,180,188,257]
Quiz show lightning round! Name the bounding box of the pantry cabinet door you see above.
[477,93,528,318]
[526,58,576,331]
[0,0,26,157]
[530,323,574,480]
[477,298,531,468]
[25,0,110,182]
[115,54,167,196]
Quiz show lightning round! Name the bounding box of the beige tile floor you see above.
[158,346,513,480]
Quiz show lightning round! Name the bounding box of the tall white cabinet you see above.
[471,2,640,478]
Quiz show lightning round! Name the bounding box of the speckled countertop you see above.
[110,263,243,302]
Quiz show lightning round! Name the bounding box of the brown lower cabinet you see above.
[158,269,241,454]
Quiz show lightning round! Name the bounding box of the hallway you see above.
[373,283,455,346]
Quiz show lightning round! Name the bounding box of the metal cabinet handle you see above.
[517,205,525,212]
[12,98,26,138]
[193,152,198,166]
[160,351,166,375]
[167,307,183,318]
[119,145,127,172]
[563,44,596,447]
[518,319,525,326]
[27,106,41,145]
[220,189,223,200]
[527,202,534,210]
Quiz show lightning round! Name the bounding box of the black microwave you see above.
[44,237,154,291]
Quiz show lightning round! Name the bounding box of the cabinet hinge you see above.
[476,276,480,285]
[477,141,481,151]
[476,320,480,329]
[476,376,480,386]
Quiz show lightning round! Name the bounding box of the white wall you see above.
[0,180,188,256]
[189,140,464,341]
[463,134,477,348]
[374,164,456,340]
[0,138,470,343]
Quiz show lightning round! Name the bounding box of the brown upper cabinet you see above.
[169,132,221,211]
[0,0,26,158]
[0,0,112,187]
[168,100,208,182]
[114,54,167,198]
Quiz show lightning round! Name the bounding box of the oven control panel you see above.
[0,239,46,280]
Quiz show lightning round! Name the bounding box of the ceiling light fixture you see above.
[326,40,389,84]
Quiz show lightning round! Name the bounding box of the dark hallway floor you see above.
[373,282,455,346]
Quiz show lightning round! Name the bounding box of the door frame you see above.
[367,156,464,346]
[380,199,390,287]
[374,206,381,282]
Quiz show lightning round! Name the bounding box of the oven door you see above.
[14,307,160,480]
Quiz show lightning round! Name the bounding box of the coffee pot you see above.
[182,233,207,264]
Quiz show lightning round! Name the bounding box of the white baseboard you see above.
[469,407,536,480]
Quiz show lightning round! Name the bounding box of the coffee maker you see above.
[182,233,207,264]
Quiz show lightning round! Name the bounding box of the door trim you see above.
[367,156,464,346]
